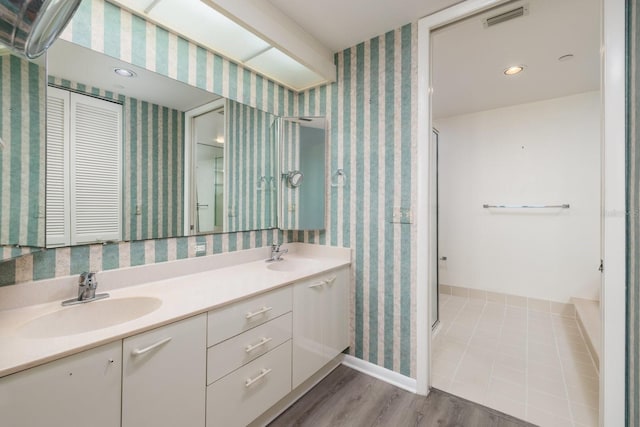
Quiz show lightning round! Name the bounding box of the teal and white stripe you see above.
[225,99,277,232]
[296,24,416,377]
[0,55,45,248]
[48,77,184,241]
[0,229,287,286]
[126,96,183,240]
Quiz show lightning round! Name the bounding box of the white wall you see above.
[436,91,601,303]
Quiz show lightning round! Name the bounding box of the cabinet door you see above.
[324,267,350,360]
[0,341,121,427]
[292,276,327,389]
[123,314,207,427]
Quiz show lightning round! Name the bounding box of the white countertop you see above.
[0,243,351,377]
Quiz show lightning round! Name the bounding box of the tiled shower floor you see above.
[432,293,599,427]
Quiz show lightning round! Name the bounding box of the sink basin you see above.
[266,258,321,272]
[19,296,162,338]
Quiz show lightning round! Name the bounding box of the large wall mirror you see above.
[0,46,46,255]
[278,116,326,231]
[43,40,277,250]
[1,37,325,262]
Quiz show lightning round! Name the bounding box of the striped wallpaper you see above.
[294,25,417,377]
[0,0,418,380]
[225,99,277,232]
[48,77,184,242]
[0,54,45,248]
[628,1,639,424]
[0,229,287,286]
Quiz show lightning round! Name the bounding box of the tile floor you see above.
[432,293,599,427]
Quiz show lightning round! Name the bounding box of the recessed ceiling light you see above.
[114,67,136,77]
[558,54,574,62]
[504,65,525,76]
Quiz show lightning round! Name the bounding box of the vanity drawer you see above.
[206,340,292,427]
[207,312,291,385]
[207,285,292,346]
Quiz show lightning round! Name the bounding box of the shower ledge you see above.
[572,297,601,371]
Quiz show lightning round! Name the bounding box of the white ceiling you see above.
[431,0,601,118]
[48,40,219,111]
[204,0,600,117]
[266,0,461,53]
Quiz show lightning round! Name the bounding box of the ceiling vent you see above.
[483,4,529,28]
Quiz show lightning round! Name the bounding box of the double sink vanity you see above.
[0,243,350,427]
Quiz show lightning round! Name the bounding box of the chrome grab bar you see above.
[483,204,570,209]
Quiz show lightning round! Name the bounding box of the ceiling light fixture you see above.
[114,67,136,78]
[503,65,525,76]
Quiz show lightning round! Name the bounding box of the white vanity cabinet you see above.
[0,249,351,427]
[122,314,207,427]
[205,286,293,427]
[292,266,350,389]
[0,341,122,427]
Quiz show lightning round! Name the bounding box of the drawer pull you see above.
[245,306,273,319]
[245,368,272,387]
[308,281,325,289]
[132,337,172,356]
[325,275,337,286]
[245,337,273,353]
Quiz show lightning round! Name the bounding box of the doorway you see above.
[184,98,226,235]
[416,0,626,426]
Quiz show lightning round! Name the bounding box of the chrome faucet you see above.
[62,272,110,306]
[266,242,288,262]
[78,272,97,300]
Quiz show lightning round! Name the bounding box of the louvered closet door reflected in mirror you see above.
[46,87,122,247]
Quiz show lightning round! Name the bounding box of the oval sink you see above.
[19,296,162,338]
[266,258,321,272]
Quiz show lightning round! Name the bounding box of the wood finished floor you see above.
[269,365,536,427]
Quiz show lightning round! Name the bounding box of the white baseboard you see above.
[341,355,417,394]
